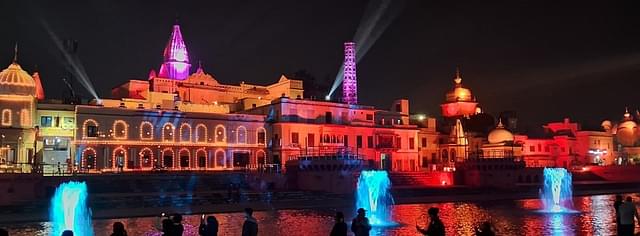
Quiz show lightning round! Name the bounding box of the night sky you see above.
[3,0,640,129]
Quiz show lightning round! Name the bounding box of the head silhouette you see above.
[428,207,439,218]
[245,208,254,217]
[61,230,74,236]
[357,208,366,217]
[335,211,345,222]
[172,213,183,223]
[113,221,125,233]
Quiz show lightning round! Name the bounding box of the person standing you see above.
[171,214,184,236]
[619,196,640,236]
[242,208,258,236]
[614,194,624,235]
[416,207,445,236]
[199,215,219,236]
[111,222,127,236]
[351,208,372,236]
[330,212,347,236]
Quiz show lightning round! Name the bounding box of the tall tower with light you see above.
[342,42,358,105]
[158,23,190,80]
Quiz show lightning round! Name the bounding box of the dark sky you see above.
[3,0,640,129]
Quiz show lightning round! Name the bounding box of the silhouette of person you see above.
[474,221,495,236]
[242,208,258,236]
[111,222,127,236]
[417,207,445,236]
[171,214,184,236]
[619,196,640,236]
[161,218,174,235]
[61,230,74,236]
[351,208,372,236]
[615,194,624,235]
[330,211,348,236]
[0,228,8,236]
[199,215,219,236]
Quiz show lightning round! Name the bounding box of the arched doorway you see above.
[162,148,174,169]
[196,149,207,169]
[81,147,97,171]
[112,147,127,170]
[215,149,225,168]
[256,150,266,169]
[179,148,190,169]
[139,147,153,170]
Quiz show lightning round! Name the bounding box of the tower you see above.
[342,42,357,105]
[440,68,478,118]
[158,23,190,80]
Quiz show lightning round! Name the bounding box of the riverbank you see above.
[1,181,639,225]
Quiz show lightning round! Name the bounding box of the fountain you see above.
[539,168,575,213]
[50,181,93,236]
[356,170,396,226]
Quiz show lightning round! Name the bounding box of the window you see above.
[237,126,247,143]
[291,132,299,144]
[396,137,402,149]
[87,125,98,138]
[538,144,542,152]
[357,136,363,148]
[307,133,315,147]
[140,121,154,140]
[421,138,427,148]
[366,114,373,120]
[344,135,349,147]
[41,116,53,127]
[409,137,415,150]
[367,136,374,148]
[273,134,280,146]
[544,146,549,152]
[395,103,402,112]
[20,109,30,126]
[63,117,74,129]
[529,146,535,152]
[1,109,11,126]
[257,128,266,145]
[113,120,128,139]
[215,125,226,142]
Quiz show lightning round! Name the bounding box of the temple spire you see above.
[13,43,18,63]
[454,66,462,84]
[158,22,191,80]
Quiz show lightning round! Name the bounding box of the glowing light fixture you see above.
[342,42,358,105]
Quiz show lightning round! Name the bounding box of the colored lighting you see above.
[49,181,93,236]
[158,24,191,80]
[356,170,397,226]
[342,42,358,105]
[539,168,575,213]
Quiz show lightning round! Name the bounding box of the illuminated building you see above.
[36,103,76,173]
[73,106,266,172]
[342,42,358,105]
[440,68,478,118]
[108,22,303,113]
[0,50,37,172]
[244,98,420,171]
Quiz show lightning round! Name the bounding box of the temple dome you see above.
[0,62,36,96]
[445,69,474,102]
[617,109,638,146]
[488,120,514,144]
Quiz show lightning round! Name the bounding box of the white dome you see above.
[488,120,514,144]
[0,62,35,96]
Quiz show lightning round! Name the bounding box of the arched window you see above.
[441,149,448,163]
[81,147,97,170]
[113,120,128,139]
[256,150,266,166]
[237,126,247,144]
[20,109,30,127]
[161,148,175,168]
[178,148,190,168]
[450,149,456,162]
[180,123,192,142]
[257,127,266,145]
[1,109,11,126]
[215,125,226,143]
[196,149,207,168]
[162,123,175,142]
[195,124,207,143]
[139,147,154,169]
[215,149,225,168]
[140,121,154,140]
[83,119,99,138]
[112,147,127,169]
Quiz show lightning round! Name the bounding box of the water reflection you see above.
[5,194,636,236]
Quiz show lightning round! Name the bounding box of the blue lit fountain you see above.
[539,168,575,213]
[50,181,94,236]
[356,170,396,226]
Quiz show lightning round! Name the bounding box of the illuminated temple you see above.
[0,22,629,174]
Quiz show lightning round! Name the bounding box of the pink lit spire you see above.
[342,42,357,105]
[158,23,191,80]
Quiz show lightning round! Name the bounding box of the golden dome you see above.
[445,69,474,102]
[0,62,36,96]
[617,108,638,146]
[488,119,514,144]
